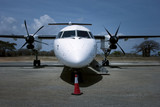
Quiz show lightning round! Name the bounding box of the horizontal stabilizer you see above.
[48,22,92,26]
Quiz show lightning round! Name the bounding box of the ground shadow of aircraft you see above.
[60,66,103,87]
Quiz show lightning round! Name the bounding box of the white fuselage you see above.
[54,37,96,68]
[53,25,97,68]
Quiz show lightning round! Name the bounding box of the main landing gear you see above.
[34,60,40,67]
[102,58,109,66]
[101,49,111,66]
[33,50,41,67]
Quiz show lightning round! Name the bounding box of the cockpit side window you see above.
[77,31,90,38]
[89,32,94,38]
[57,32,63,38]
[62,31,75,38]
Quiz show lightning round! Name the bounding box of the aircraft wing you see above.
[1,35,160,40]
[38,35,56,39]
[94,35,105,39]
[0,35,57,39]
[0,35,25,39]
[94,35,160,40]
[118,35,160,40]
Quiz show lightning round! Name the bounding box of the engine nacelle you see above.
[100,35,110,51]
[33,35,42,51]
[109,44,117,49]
[27,44,34,49]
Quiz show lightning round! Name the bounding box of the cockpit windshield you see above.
[61,31,75,38]
[77,30,90,38]
[59,30,93,38]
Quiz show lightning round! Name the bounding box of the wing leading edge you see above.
[0,35,57,39]
[118,35,160,39]
[38,35,56,39]
[94,35,160,40]
[0,35,25,39]
[1,35,160,40]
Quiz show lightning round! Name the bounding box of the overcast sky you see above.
[0,0,160,53]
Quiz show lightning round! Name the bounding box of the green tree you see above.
[0,40,17,56]
[133,40,160,57]
[111,51,123,57]
[17,49,32,56]
[158,51,160,56]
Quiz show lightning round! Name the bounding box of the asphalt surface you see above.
[0,61,160,107]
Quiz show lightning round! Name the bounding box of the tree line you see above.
[0,40,55,57]
[109,40,160,57]
[0,40,160,57]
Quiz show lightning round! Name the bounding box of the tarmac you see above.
[0,60,160,107]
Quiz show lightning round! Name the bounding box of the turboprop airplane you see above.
[0,20,160,73]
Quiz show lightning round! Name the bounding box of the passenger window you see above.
[77,31,90,38]
[62,31,75,38]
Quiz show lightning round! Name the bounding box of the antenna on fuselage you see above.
[48,22,92,26]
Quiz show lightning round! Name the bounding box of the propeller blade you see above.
[104,26,112,37]
[115,24,120,37]
[34,40,48,45]
[20,42,27,49]
[117,43,125,55]
[33,26,44,37]
[24,20,30,36]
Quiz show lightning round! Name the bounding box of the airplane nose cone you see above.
[69,50,89,67]
[54,38,97,68]
[64,39,96,68]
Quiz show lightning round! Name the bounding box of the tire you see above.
[102,60,109,66]
[34,60,41,67]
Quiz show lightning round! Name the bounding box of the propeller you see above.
[104,25,125,55]
[20,20,47,49]
[24,20,29,36]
